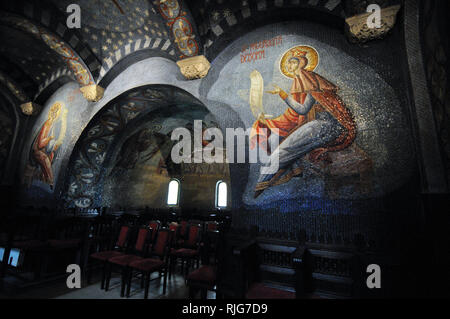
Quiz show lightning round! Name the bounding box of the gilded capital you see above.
[176,55,211,80]
[20,102,41,116]
[80,84,105,102]
[345,5,401,44]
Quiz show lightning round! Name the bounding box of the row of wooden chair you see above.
[88,220,212,298]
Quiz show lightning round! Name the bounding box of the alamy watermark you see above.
[367,4,382,29]
[170,120,279,175]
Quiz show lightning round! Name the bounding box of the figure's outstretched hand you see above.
[266,85,282,95]
[257,112,266,122]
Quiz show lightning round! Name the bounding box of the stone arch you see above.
[0,0,101,77]
[97,43,177,88]
[0,10,102,101]
[62,84,230,209]
[189,0,346,60]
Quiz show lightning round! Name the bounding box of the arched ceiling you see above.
[0,0,401,108]
[0,25,67,84]
[50,0,171,62]
[63,84,218,208]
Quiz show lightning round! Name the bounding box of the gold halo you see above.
[280,45,319,78]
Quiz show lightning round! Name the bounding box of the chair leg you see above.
[126,268,133,298]
[163,268,168,295]
[185,259,191,278]
[105,263,112,291]
[189,286,197,299]
[201,288,207,300]
[120,267,127,297]
[86,258,92,285]
[144,273,150,299]
[169,256,174,280]
[140,272,145,288]
[100,261,107,289]
[180,259,184,275]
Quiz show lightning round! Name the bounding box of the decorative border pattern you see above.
[189,0,345,59]
[0,14,95,88]
[97,37,176,83]
[156,0,199,59]
[0,0,101,79]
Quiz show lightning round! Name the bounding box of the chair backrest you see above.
[116,225,130,248]
[168,222,179,242]
[134,227,151,253]
[186,224,201,247]
[152,228,170,257]
[148,221,160,240]
[168,222,178,232]
[179,220,188,237]
[206,221,219,232]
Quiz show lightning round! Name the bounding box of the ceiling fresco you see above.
[0,25,66,84]
[52,0,170,61]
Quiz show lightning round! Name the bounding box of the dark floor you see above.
[0,268,215,299]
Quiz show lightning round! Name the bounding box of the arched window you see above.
[167,179,180,206]
[215,181,227,209]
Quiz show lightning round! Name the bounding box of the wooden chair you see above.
[186,228,222,299]
[104,226,152,297]
[176,220,189,246]
[88,224,131,289]
[168,222,179,244]
[128,228,172,299]
[147,220,161,242]
[234,238,305,299]
[169,223,202,278]
[205,221,219,232]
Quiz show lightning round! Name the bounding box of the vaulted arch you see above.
[63,84,230,209]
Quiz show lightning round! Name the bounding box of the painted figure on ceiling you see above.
[250,46,357,198]
[27,102,67,190]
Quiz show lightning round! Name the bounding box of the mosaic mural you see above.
[64,85,229,209]
[15,21,416,213]
[157,0,199,58]
[102,116,229,210]
[205,24,415,207]
[24,102,68,190]
[20,82,89,200]
[0,14,94,87]
[53,0,170,61]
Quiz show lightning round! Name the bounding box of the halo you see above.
[280,45,319,78]
[50,102,62,112]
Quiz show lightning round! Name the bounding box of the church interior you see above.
[0,0,449,301]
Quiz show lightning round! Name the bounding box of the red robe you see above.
[250,69,356,162]
[32,119,55,184]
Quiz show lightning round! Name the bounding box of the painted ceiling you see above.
[51,0,169,62]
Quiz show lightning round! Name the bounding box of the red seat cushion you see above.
[187,265,216,285]
[171,248,198,257]
[246,283,296,299]
[90,251,123,261]
[108,254,143,266]
[129,258,164,272]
